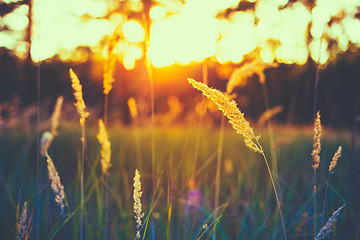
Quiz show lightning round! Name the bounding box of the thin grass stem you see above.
[257,140,287,240]
[104,94,108,127]
[321,171,331,227]
[261,80,284,222]
[214,115,225,239]
[80,124,85,240]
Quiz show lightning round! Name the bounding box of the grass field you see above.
[1,118,359,239]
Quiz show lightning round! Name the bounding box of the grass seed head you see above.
[312,111,322,170]
[97,119,111,176]
[315,205,345,240]
[46,153,65,214]
[17,202,27,240]
[127,97,138,119]
[51,96,63,136]
[103,29,118,95]
[133,169,144,240]
[188,78,262,153]
[69,68,89,126]
[40,131,54,156]
[329,146,342,172]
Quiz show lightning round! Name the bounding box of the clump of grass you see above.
[133,169,144,240]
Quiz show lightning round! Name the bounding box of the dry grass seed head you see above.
[133,169,144,239]
[97,119,111,175]
[315,205,345,240]
[51,96,63,136]
[46,153,65,214]
[188,78,262,153]
[17,202,27,240]
[69,68,89,126]
[227,60,278,93]
[40,131,54,156]
[103,29,118,95]
[127,97,138,119]
[329,146,342,172]
[312,111,322,170]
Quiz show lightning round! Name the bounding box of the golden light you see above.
[149,6,167,21]
[123,44,143,70]
[31,0,113,62]
[309,39,329,65]
[0,0,358,68]
[122,20,145,43]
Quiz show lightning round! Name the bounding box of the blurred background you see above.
[1,0,360,127]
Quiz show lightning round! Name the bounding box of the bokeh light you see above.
[1,0,358,68]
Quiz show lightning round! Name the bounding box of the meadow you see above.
[1,85,359,239]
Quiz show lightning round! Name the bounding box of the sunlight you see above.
[122,20,145,43]
[3,0,355,66]
[31,0,113,62]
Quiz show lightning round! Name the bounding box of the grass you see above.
[0,120,358,239]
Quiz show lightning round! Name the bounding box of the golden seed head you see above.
[40,131,54,156]
[46,153,65,214]
[97,119,111,176]
[329,146,342,172]
[188,78,262,153]
[127,97,138,119]
[133,169,144,239]
[227,61,278,93]
[17,202,27,240]
[51,96,63,136]
[69,68,89,126]
[312,111,322,170]
[103,30,118,95]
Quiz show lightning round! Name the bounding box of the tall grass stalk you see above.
[188,78,287,239]
[191,63,208,181]
[260,81,287,239]
[261,80,284,220]
[312,111,322,237]
[69,68,89,240]
[321,146,342,227]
